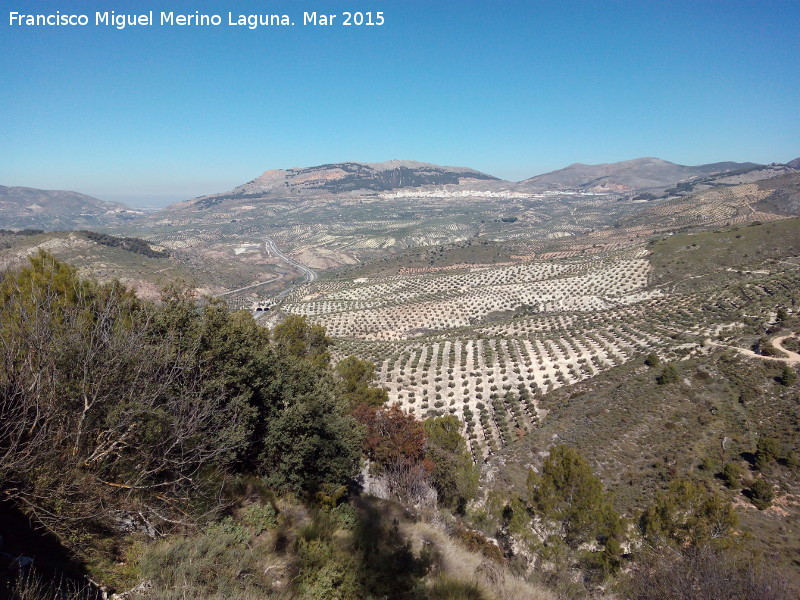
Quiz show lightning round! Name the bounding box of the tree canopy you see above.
[527,445,621,549]
[0,252,363,538]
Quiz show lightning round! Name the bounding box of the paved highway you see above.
[214,273,281,297]
[264,238,317,283]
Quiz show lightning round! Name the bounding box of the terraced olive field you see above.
[266,219,800,459]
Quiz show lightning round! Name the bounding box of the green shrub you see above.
[424,415,479,511]
[80,230,169,258]
[749,478,774,510]
[206,516,248,544]
[299,511,337,542]
[331,503,358,530]
[721,463,743,490]
[259,392,363,495]
[756,337,782,357]
[755,437,781,470]
[138,526,268,599]
[657,364,679,385]
[240,501,277,534]
[528,445,622,550]
[297,538,362,600]
[699,456,718,473]
[778,365,797,387]
[336,355,388,408]
[644,353,660,368]
[640,479,738,547]
[0,253,366,543]
[428,575,486,600]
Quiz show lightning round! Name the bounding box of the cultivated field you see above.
[270,225,800,459]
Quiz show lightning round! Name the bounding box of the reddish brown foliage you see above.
[354,403,430,471]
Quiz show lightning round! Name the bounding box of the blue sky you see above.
[1,0,798,207]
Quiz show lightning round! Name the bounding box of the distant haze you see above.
[99,192,223,210]
[67,182,244,210]
[6,154,798,210]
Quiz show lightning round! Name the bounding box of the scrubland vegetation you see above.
[0,252,542,599]
[0,245,800,600]
[2,212,799,598]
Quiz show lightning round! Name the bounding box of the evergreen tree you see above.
[336,355,389,408]
[424,415,478,511]
[528,445,621,549]
[779,365,797,387]
[657,363,679,385]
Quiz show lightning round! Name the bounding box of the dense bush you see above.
[639,479,738,547]
[259,392,363,494]
[424,416,478,512]
[336,355,389,408]
[80,230,169,258]
[528,445,622,551]
[0,252,362,539]
[721,463,743,489]
[755,436,782,470]
[779,365,797,386]
[748,478,775,510]
[644,352,660,368]
[656,363,679,385]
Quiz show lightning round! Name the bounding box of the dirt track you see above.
[706,334,800,365]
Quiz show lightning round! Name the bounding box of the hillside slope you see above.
[0,185,142,230]
[184,160,501,208]
[520,157,761,192]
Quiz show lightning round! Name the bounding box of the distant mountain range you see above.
[518,157,763,192]
[202,157,799,202]
[0,185,143,230]
[3,156,798,229]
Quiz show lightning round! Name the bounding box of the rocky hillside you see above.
[756,172,800,215]
[191,160,500,207]
[520,157,762,192]
[0,185,142,230]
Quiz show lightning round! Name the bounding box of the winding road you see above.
[262,238,318,303]
[264,238,317,283]
[215,239,316,305]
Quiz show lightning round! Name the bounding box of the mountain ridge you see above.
[7,155,796,222]
[0,185,142,231]
[227,160,500,197]
[519,157,763,192]
[185,156,782,207]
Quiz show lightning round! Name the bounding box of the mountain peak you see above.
[228,160,499,197]
[521,157,760,192]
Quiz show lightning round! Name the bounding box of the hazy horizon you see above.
[5,151,800,209]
